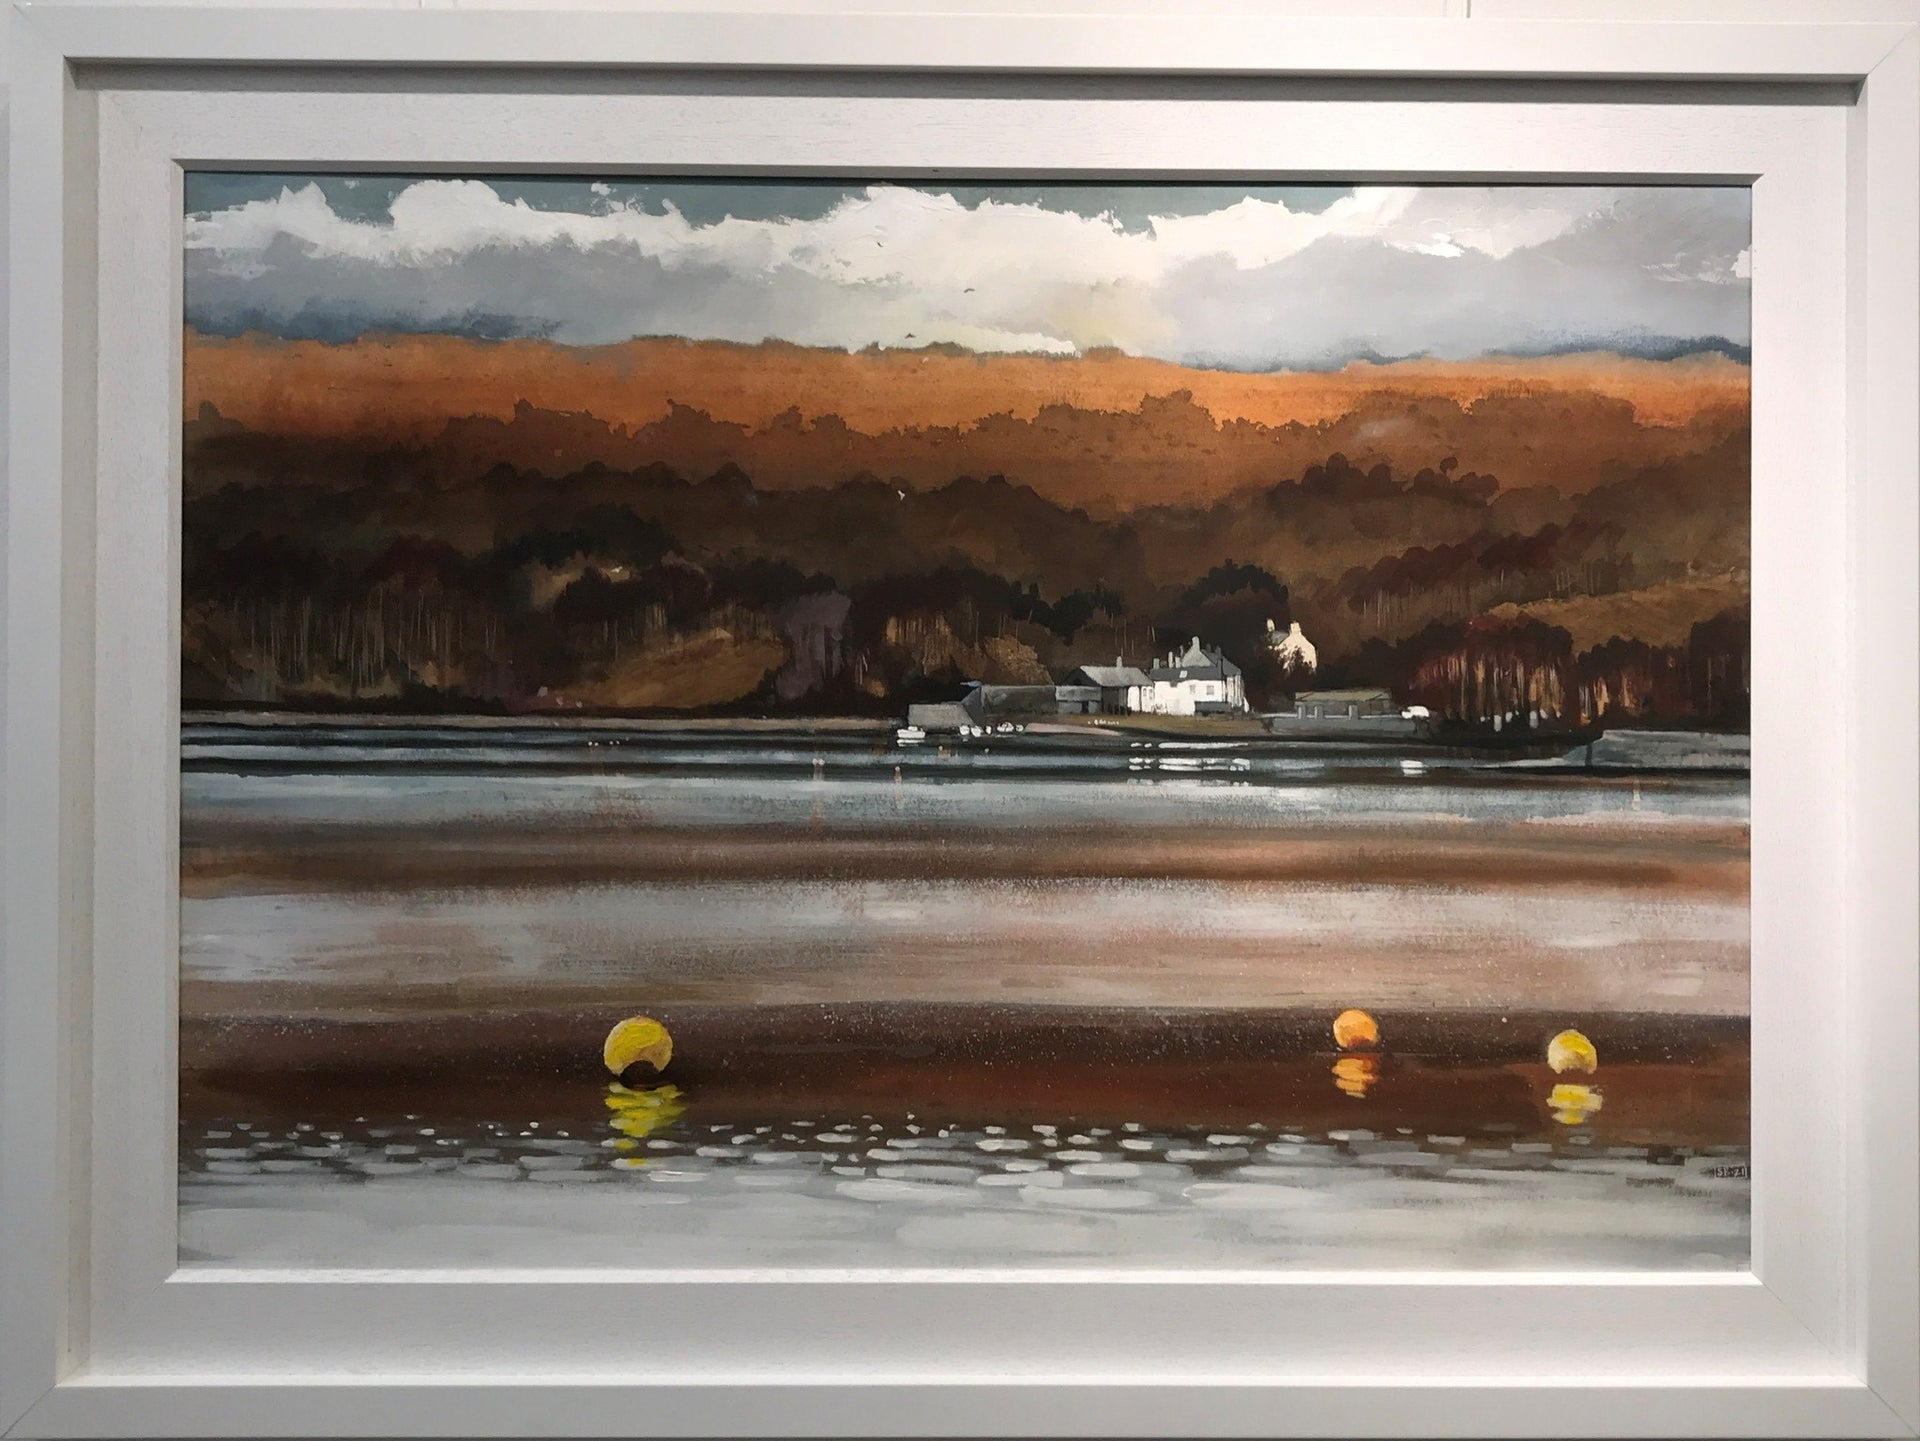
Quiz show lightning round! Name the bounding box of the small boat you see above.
[895,725,927,743]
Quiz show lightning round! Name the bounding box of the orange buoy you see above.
[1332,1008,1380,1050]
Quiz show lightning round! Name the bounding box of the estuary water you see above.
[179,718,1751,1270]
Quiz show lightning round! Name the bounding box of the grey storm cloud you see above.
[183,179,1751,368]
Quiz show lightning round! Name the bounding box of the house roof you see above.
[978,684,1060,714]
[906,700,977,727]
[1149,642,1241,682]
[1071,665,1152,688]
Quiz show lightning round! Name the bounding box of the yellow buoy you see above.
[1332,1008,1380,1050]
[603,1014,673,1078]
[1546,1028,1598,1074]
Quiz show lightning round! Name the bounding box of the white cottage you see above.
[1145,638,1248,716]
[1268,619,1318,676]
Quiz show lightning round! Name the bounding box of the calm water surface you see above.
[179,721,1750,1270]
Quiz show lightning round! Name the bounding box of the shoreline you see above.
[182,710,1753,774]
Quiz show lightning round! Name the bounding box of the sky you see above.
[183,176,1751,370]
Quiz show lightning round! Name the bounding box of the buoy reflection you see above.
[1547,1082,1603,1125]
[1332,1055,1379,1099]
[604,1082,688,1161]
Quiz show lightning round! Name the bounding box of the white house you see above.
[1145,637,1248,716]
[1268,619,1318,676]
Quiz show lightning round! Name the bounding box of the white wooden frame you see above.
[4,9,1916,1438]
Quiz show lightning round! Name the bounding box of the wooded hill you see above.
[183,399,1750,728]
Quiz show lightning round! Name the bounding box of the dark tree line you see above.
[181,441,1748,727]
[1327,611,1750,732]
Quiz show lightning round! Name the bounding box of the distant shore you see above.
[183,709,1750,771]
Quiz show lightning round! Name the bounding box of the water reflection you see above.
[1332,1055,1379,1098]
[1548,1082,1603,1125]
[178,1094,1751,1270]
[603,1082,688,1158]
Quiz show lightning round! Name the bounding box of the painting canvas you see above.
[179,179,1751,1269]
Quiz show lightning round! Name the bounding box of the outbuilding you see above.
[1291,687,1396,720]
[1067,662,1153,714]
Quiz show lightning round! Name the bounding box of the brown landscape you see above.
[182,332,1749,722]
[185,329,1750,443]
[186,330,1748,508]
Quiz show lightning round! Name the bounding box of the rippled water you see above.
[179,1098,1750,1269]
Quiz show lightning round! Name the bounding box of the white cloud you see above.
[184,180,1751,363]
[1394,236,1467,259]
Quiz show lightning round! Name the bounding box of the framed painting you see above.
[3,7,1916,1437]
[170,170,1759,1275]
